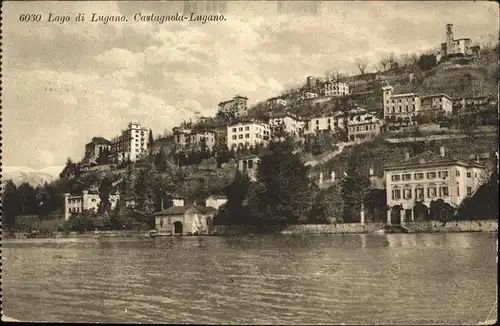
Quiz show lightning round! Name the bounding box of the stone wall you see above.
[405,220,498,233]
[213,220,498,235]
[212,223,385,235]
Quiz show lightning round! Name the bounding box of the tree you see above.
[2,180,21,230]
[417,53,437,71]
[98,176,113,214]
[154,146,169,172]
[456,170,498,221]
[148,129,154,147]
[310,184,343,223]
[18,182,39,215]
[355,57,369,75]
[256,139,314,224]
[134,168,155,213]
[429,199,455,223]
[341,151,371,223]
[379,56,390,71]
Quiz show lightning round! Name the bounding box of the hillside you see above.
[245,44,499,119]
[310,132,499,185]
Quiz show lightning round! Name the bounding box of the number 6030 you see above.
[19,14,42,22]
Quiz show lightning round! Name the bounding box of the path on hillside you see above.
[304,142,354,167]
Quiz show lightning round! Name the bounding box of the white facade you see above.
[110,122,149,163]
[302,92,318,100]
[384,149,487,225]
[205,195,228,210]
[304,113,345,134]
[64,191,120,221]
[227,121,270,150]
[268,114,304,135]
[267,97,287,107]
[321,81,349,97]
[382,86,422,121]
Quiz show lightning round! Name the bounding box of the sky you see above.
[2,1,498,170]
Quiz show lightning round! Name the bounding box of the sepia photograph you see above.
[1,0,498,324]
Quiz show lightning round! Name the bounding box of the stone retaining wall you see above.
[212,223,385,235]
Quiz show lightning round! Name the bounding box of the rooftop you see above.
[153,205,217,216]
[384,150,485,171]
[88,137,111,145]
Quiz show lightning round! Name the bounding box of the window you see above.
[403,188,412,200]
[467,187,472,196]
[414,172,424,180]
[245,134,250,139]
[438,171,448,179]
[457,186,460,196]
[475,173,478,178]
[238,127,243,132]
[232,128,236,132]
[427,187,437,198]
[415,187,424,200]
[467,172,471,178]
[391,174,400,182]
[456,170,460,177]
[248,160,254,169]
[245,126,250,131]
[392,189,401,200]
[440,186,449,197]
[232,135,237,140]
[238,134,243,139]
[402,173,411,181]
[426,172,436,179]
[316,120,319,125]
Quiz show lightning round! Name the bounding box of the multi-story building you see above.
[218,95,249,118]
[227,121,270,150]
[109,122,149,163]
[83,137,111,164]
[237,154,261,182]
[420,94,453,117]
[302,91,319,100]
[267,96,287,108]
[382,85,421,121]
[452,95,497,111]
[64,190,120,221]
[440,24,480,59]
[268,112,304,136]
[173,128,216,152]
[321,81,350,97]
[384,147,487,225]
[304,112,345,134]
[346,113,381,142]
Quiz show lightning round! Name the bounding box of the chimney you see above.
[440,146,445,157]
[369,167,374,177]
[405,152,410,160]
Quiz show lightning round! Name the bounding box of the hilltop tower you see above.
[381,85,393,119]
[446,24,454,56]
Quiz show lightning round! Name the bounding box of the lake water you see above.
[2,233,498,324]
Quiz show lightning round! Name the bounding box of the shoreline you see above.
[3,222,498,240]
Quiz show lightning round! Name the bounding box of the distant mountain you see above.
[2,166,64,187]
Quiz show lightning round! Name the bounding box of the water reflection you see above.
[2,233,497,324]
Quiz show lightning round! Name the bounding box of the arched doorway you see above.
[390,205,402,225]
[174,221,183,235]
